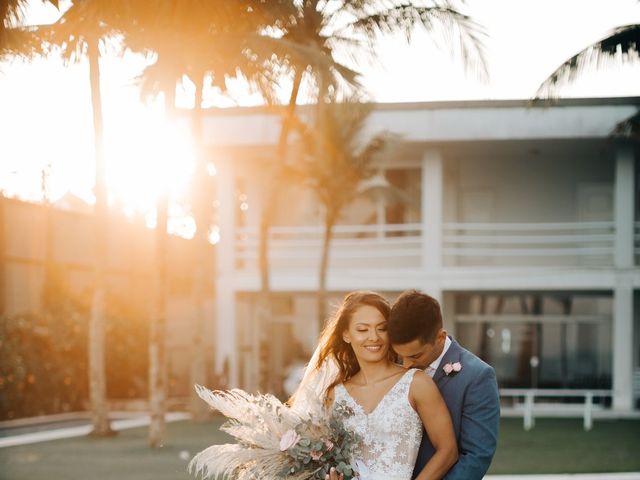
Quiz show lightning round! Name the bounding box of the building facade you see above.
[203,97,640,412]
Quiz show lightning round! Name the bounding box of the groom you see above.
[389,290,500,480]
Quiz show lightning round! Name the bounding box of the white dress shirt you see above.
[425,336,452,378]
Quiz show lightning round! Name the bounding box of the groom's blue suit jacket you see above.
[412,338,500,480]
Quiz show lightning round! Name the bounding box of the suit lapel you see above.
[433,338,463,388]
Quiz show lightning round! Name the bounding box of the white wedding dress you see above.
[333,369,423,480]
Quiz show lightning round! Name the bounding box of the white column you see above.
[614,146,634,269]
[613,282,634,411]
[421,149,444,271]
[215,157,238,388]
[441,291,456,338]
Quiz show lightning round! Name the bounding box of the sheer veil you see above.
[289,342,339,416]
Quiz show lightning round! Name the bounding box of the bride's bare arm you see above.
[410,371,458,480]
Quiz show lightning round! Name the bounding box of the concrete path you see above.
[0,412,190,448]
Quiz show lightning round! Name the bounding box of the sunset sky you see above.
[0,0,639,231]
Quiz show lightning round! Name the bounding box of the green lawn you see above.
[0,418,230,480]
[0,417,638,480]
[488,418,640,475]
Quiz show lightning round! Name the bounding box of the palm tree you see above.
[125,0,299,437]
[288,99,392,326]
[123,2,203,445]
[138,72,176,447]
[256,0,488,335]
[36,0,137,437]
[1,0,128,438]
[536,21,640,137]
[240,0,487,390]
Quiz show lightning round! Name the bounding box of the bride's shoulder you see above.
[404,367,427,379]
[407,369,437,394]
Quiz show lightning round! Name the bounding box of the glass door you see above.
[454,293,612,389]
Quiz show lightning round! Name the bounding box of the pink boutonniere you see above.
[443,362,462,376]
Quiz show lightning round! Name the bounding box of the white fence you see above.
[500,388,612,431]
[235,222,617,270]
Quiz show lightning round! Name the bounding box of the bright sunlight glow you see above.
[105,99,196,214]
[0,49,203,239]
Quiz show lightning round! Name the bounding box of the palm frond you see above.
[0,25,41,59]
[611,109,640,141]
[289,97,393,215]
[189,443,309,480]
[334,3,488,80]
[537,24,640,98]
[195,386,305,435]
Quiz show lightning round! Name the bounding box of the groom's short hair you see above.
[388,290,443,345]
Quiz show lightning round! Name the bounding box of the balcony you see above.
[443,221,615,268]
[236,223,422,270]
[235,221,617,271]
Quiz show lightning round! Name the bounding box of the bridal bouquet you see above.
[189,385,361,480]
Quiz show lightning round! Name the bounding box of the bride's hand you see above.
[326,466,344,480]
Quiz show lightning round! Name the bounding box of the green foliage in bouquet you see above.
[279,401,359,479]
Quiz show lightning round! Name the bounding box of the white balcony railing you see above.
[235,221,616,271]
[236,223,423,270]
[443,221,615,267]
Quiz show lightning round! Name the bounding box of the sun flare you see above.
[104,100,197,214]
[0,54,198,223]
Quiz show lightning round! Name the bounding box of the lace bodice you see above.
[333,369,423,480]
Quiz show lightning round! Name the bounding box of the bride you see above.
[292,291,457,480]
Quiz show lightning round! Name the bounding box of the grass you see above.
[487,418,640,475]
[0,417,639,479]
[0,417,230,480]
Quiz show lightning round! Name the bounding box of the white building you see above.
[203,97,640,412]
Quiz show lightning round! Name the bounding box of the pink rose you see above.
[279,430,301,451]
[443,363,453,375]
[452,362,462,372]
[310,450,323,461]
[324,439,335,451]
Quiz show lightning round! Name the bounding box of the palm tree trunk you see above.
[42,167,56,310]
[190,73,209,420]
[258,69,303,291]
[149,190,168,447]
[0,196,5,315]
[256,69,303,390]
[315,72,329,329]
[87,37,113,437]
[148,80,175,448]
[317,210,336,330]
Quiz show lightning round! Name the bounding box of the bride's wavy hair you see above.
[315,291,392,402]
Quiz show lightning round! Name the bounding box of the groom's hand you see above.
[325,466,344,480]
